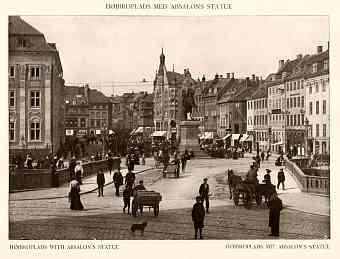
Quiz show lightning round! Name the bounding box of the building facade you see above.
[8,16,65,159]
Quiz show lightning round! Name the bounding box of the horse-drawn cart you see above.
[132,190,162,217]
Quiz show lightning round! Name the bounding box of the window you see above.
[297,96,300,107]
[321,79,326,92]
[297,114,300,126]
[91,119,95,127]
[297,81,300,90]
[309,86,312,94]
[315,82,319,93]
[312,63,318,73]
[30,67,40,79]
[290,83,292,91]
[323,60,328,70]
[9,90,15,107]
[96,120,100,127]
[323,124,327,137]
[9,122,15,141]
[293,97,296,108]
[30,91,40,108]
[301,114,304,125]
[316,101,319,115]
[294,115,296,126]
[301,80,304,89]
[316,124,319,137]
[80,118,86,127]
[323,100,326,114]
[287,99,289,109]
[287,115,290,126]
[9,65,15,78]
[309,102,313,115]
[18,38,27,48]
[293,82,296,90]
[30,121,40,141]
[301,96,304,108]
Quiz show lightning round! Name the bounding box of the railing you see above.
[9,158,121,192]
[284,158,329,195]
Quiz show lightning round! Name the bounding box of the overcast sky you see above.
[22,16,329,96]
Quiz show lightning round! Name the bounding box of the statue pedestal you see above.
[178,120,205,156]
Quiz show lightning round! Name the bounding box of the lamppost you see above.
[304,118,311,157]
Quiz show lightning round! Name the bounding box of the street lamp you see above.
[304,118,311,157]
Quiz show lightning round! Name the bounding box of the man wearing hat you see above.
[192,196,205,239]
[199,178,210,213]
[277,168,285,190]
[263,169,272,185]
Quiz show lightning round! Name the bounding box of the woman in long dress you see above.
[69,179,84,210]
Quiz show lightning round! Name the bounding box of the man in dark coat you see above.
[123,186,132,214]
[268,193,283,236]
[277,168,285,190]
[69,156,76,180]
[125,170,136,189]
[113,169,123,196]
[96,170,105,197]
[107,153,114,175]
[199,178,210,213]
[261,151,265,162]
[192,196,205,239]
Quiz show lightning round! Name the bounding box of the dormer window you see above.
[312,63,318,73]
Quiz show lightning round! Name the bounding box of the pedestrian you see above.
[107,152,114,175]
[74,161,84,184]
[123,186,132,215]
[263,169,271,185]
[261,151,265,162]
[133,180,146,192]
[96,170,105,197]
[125,169,136,189]
[68,178,84,210]
[266,150,270,161]
[141,153,146,165]
[69,156,76,180]
[199,178,210,213]
[26,154,33,169]
[192,196,205,239]
[113,169,123,196]
[268,193,283,237]
[181,153,187,173]
[277,168,285,190]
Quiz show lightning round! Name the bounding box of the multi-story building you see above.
[133,92,154,129]
[8,16,65,159]
[248,84,268,151]
[153,49,195,139]
[88,88,112,137]
[304,45,329,155]
[64,85,89,139]
[192,77,205,132]
[203,73,232,134]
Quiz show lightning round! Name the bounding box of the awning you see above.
[271,141,283,146]
[134,127,144,134]
[239,134,249,142]
[216,134,231,141]
[151,131,167,137]
[232,134,241,140]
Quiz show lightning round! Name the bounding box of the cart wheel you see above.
[154,204,159,216]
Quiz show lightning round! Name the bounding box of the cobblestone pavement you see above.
[9,154,330,239]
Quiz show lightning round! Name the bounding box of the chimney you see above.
[297,54,302,59]
[215,73,219,79]
[252,74,256,82]
[202,75,206,82]
[256,76,259,84]
[226,73,230,79]
[231,72,235,79]
[279,60,284,70]
[220,75,223,78]
[317,45,323,54]
[245,77,250,88]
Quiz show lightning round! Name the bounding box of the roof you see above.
[227,80,259,103]
[8,16,43,36]
[249,84,268,100]
[64,86,86,96]
[88,89,109,103]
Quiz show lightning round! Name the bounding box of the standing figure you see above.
[268,193,283,237]
[123,186,132,214]
[113,169,124,196]
[261,151,265,162]
[199,178,210,213]
[107,153,114,175]
[181,152,188,174]
[125,170,136,189]
[192,196,205,239]
[68,178,84,210]
[26,154,33,169]
[96,170,105,197]
[74,161,84,184]
[277,168,285,190]
[69,156,77,180]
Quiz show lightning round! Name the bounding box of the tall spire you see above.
[160,48,165,65]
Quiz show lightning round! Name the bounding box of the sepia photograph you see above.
[8,15,330,240]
